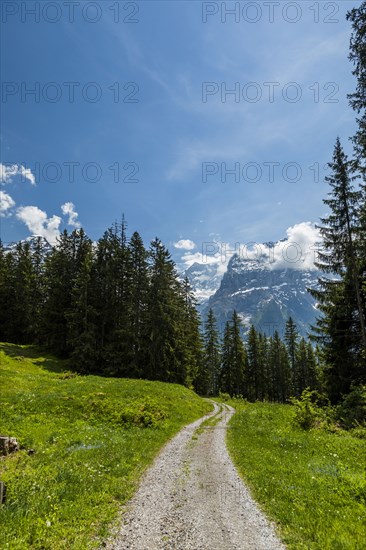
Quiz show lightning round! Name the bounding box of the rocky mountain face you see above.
[185,251,320,337]
[183,261,224,304]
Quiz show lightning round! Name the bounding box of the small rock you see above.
[0,436,19,456]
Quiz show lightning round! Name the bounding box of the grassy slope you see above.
[225,400,366,550]
[0,343,210,550]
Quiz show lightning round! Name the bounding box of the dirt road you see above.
[107,402,285,550]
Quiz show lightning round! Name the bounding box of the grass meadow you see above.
[0,343,210,549]
[225,400,366,549]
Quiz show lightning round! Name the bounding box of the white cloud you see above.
[16,206,61,244]
[179,222,321,275]
[174,239,196,250]
[270,222,321,270]
[181,250,218,267]
[181,242,232,276]
[19,166,36,185]
[218,223,321,270]
[61,201,81,228]
[0,191,15,216]
[0,163,36,185]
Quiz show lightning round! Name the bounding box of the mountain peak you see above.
[183,235,319,336]
[4,235,53,254]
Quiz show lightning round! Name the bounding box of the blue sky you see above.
[0,0,362,267]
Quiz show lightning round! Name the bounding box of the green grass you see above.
[226,400,366,550]
[0,343,210,549]
[194,401,223,436]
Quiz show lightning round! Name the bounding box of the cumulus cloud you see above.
[61,201,81,228]
[16,206,62,244]
[181,242,233,275]
[174,239,196,250]
[225,222,321,270]
[179,222,322,274]
[270,222,322,270]
[0,190,15,216]
[0,163,36,185]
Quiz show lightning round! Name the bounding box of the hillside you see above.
[0,343,210,549]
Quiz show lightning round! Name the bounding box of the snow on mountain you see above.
[3,235,53,255]
[184,238,321,337]
[183,261,224,304]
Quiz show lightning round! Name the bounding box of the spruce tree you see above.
[246,325,259,401]
[41,230,76,355]
[93,222,132,376]
[9,242,37,343]
[219,312,246,397]
[231,312,247,396]
[295,338,309,395]
[220,321,233,395]
[268,331,291,403]
[305,341,319,390]
[66,231,97,372]
[144,238,184,383]
[93,227,119,366]
[127,231,149,377]
[347,2,366,176]
[180,277,204,389]
[310,138,365,401]
[257,332,269,400]
[347,2,366,375]
[30,237,48,343]
[106,220,133,376]
[0,244,17,342]
[284,317,299,395]
[201,308,221,396]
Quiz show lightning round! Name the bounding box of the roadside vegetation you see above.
[0,343,210,549]
[224,398,366,550]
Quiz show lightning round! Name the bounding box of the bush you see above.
[122,398,168,428]
[336,385,366,429]
[218,392,231,401]
[350,426,366,439]
[84,395,168,428]
[289,389,327,430]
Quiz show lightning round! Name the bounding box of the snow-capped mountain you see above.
[185,242,320,337]
[3,235,53,255]
[183,261,224,304]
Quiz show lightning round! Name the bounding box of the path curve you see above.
[106,402,285,550]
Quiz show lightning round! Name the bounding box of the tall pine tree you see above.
[219,312,246,396]
[200,308,221,396]
[310,138,365,401]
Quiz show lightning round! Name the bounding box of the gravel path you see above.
[106,402,285,550]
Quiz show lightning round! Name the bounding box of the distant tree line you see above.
[0,223,202,388]
[198,311,319,401]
